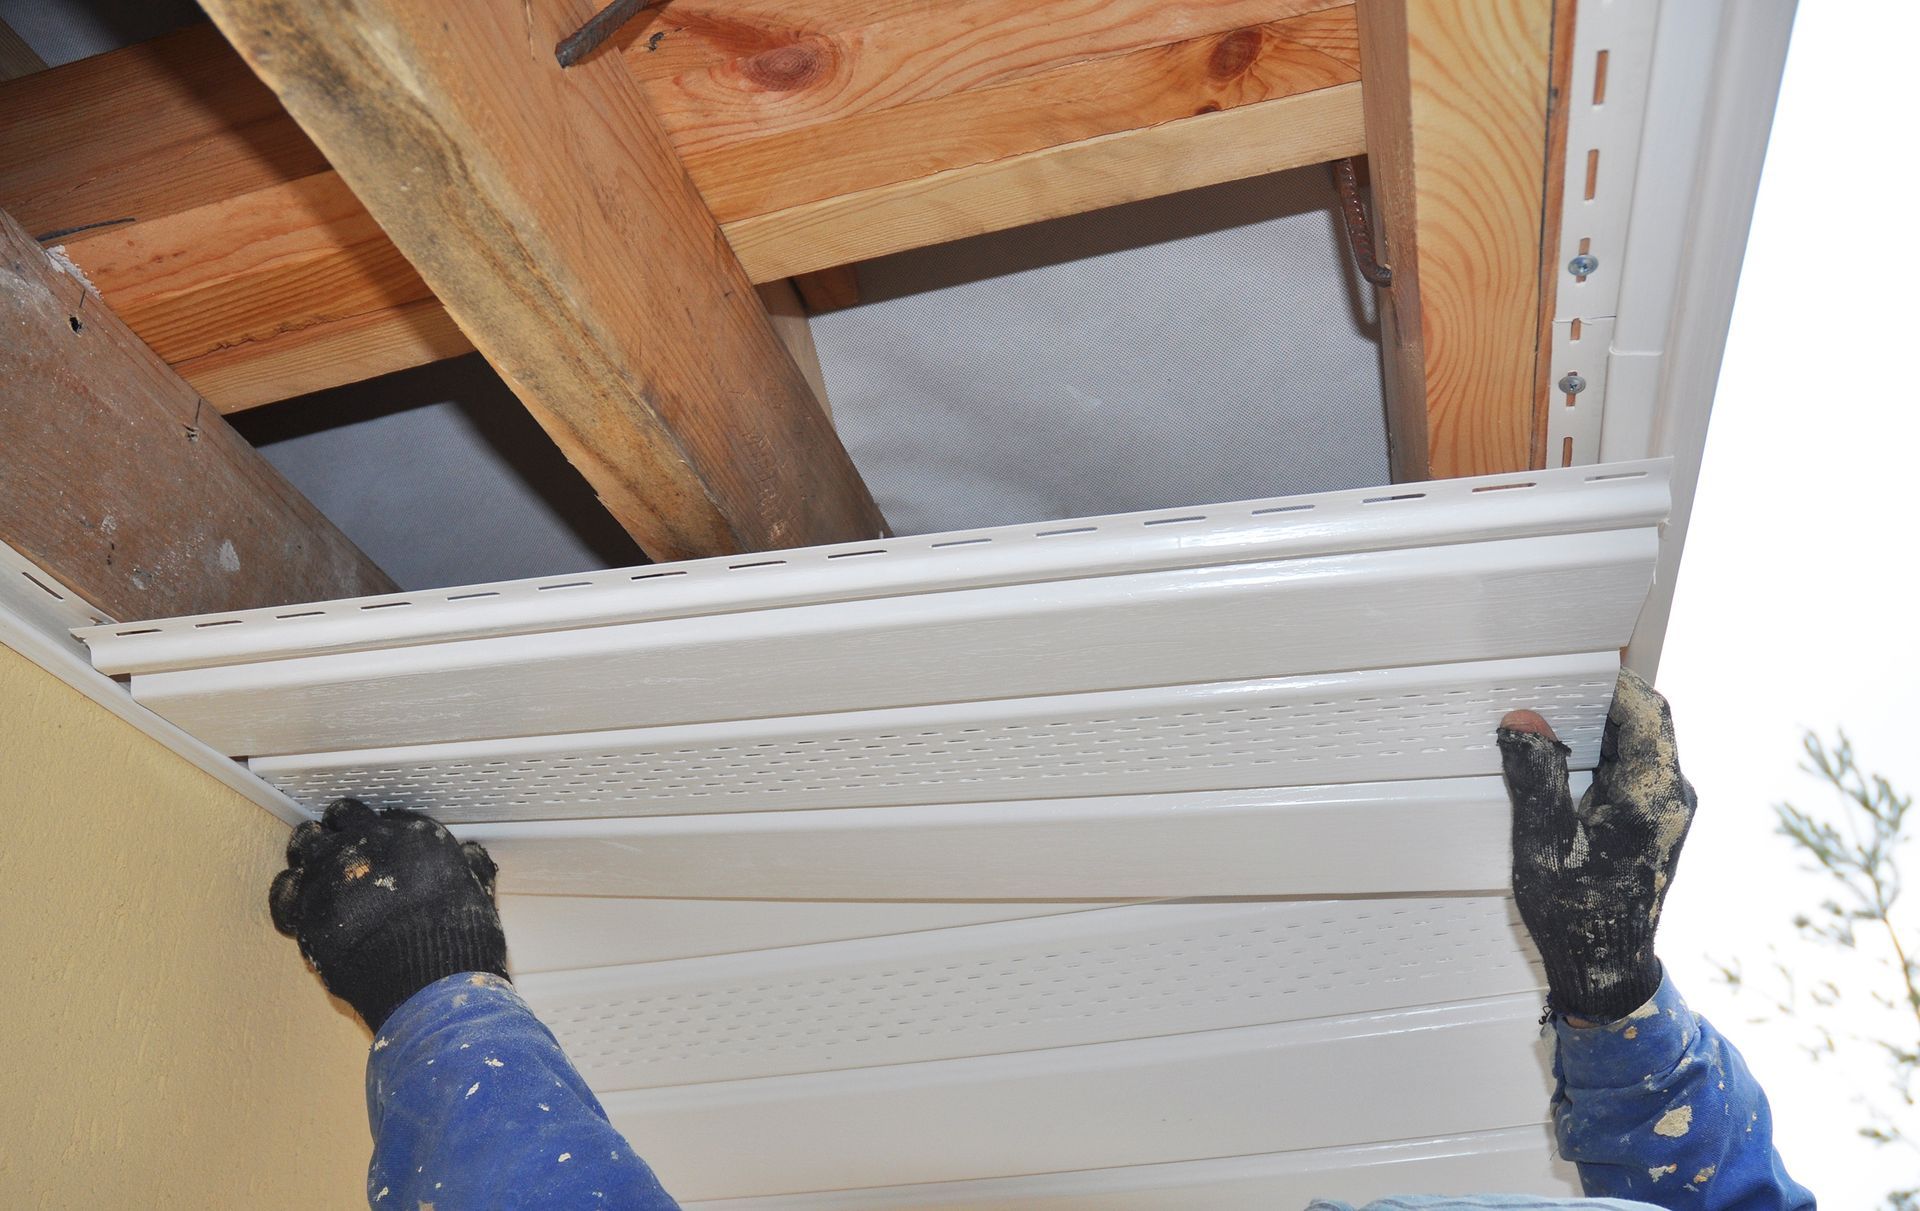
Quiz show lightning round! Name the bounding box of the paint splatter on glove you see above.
[1497,668,1697,1023]
[269,798,508,1031]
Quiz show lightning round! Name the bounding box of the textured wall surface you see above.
[0,643,369,1206]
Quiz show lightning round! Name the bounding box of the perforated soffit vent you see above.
[67,459,1668,1204]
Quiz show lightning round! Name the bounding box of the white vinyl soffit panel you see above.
[76,460,1664,1203]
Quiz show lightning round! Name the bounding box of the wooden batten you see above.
[1356,0,1564,480]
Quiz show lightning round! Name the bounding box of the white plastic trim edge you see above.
[0,540,307,826]
[78,461,1670,677]
[514,897,1543,1093]
[599,993,1555,1201]
[679,1125,1572,1210]
[460,775,1600,901]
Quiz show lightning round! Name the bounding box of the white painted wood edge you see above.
[79,461,1671,676]
[680,1125,1575,1209]
[599,994,1556,1201]
[0,541,307,826]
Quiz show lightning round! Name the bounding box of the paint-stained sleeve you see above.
[364,971,681,1209]
[1551,968,1815,1209]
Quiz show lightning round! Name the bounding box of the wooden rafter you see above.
[0,8,1364,411]
[0,208,395,620]
[195,0,886,562]
[1355,0,1568,480]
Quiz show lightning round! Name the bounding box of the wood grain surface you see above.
[0,4,1358,409]
[0,207,395,619]
[196,0,886,561]
[1357,0,1559,480]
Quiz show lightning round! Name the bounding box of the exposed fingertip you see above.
[1498,709,1558,740]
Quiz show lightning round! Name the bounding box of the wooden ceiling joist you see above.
[194,0,886,562]
[1355,0,1568,480]
[0,208,395,620]
[0,6,1364,411]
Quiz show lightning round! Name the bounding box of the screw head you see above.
[1558,372,1588,395]
[1567,253,1600,277]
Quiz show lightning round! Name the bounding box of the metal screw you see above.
[1559,373,1587,395]
[1567,253,1600,277]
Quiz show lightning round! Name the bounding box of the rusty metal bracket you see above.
[1332,158,1393,288]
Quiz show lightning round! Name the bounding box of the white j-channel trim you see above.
[466,775,1598,901]
[599,994,1554,1202]
[254,652,1617,825]
[516,898,1542,1093]
[500,898,1138,974]
[680,1125,1576,1208]
[0,541,308,827]
[77,461,1669,677]
[131,525,1654,759]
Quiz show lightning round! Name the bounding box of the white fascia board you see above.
[0,540,308,825]
[680,1126,1573,1210]
[597,994,1554,1202]
[514,897,1541,1093]
[465,774,1596,902]
[78,461,1668,678]
[126,523,1658,758]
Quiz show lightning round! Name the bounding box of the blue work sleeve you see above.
[1552,968,1815,1209]
[365,971,681,1210]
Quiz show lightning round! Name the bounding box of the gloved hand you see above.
[268,798,508,1031]
[1496,668,1697,1023]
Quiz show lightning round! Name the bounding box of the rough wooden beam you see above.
[0,7,1359,411]
[0,208,395,620]
[197,0,886,561]
[1356,0,1563,480]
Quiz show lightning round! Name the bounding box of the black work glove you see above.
[1496,668,1697,1023]
[269,798,508,1031]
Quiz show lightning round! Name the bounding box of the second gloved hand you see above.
[269,798,508,1031]
[1497,668,1697,1023]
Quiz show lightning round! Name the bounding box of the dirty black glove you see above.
[268,798,508,1031]
[1496,668,1697,1023]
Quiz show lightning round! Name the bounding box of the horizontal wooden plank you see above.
[683,10,1358,224]
[135,525,1649,756]
[516,898,1540,1091]
[596,995,1550,1200]
[458,776,1568,899]
[1,7,1360,407]
[0,24,327,238]
[681,1127,1573,1209]
[642,0,1344,156]
[725,80,1366,281]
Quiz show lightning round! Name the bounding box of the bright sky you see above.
[1655,2,1920,1203]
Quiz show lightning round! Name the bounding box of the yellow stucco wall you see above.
[0,642,370,1205]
